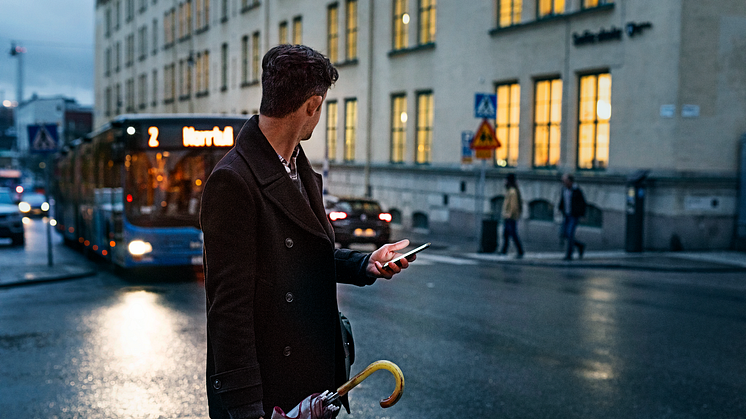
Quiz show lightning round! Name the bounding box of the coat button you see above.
[213,379,222,390]
[285,238,294,248]
[285,292,294,303]
[283,346,292,357]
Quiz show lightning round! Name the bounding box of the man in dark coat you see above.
[200,45,413,419]
[558,173,587,261]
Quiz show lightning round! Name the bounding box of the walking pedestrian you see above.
[200,44,415,419]
[558,173,587,261]
[499,173,524,258]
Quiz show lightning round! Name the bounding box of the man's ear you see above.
[306,95,323,116]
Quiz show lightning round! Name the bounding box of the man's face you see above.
[300,93,326,141]
[562,175,572,188]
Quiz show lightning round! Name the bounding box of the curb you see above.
[0,265,98,289]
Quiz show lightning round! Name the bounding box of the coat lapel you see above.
[235,116,331,243]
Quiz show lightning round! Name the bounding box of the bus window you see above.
[125,149,225,227]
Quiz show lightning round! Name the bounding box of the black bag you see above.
[338,312,355,413]
[339,312,355,373]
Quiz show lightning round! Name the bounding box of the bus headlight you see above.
[18,202,31,213]
[128,240,153,256]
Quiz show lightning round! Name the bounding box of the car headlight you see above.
[41,202,50,211]
[128,240,153,256]
[18,202,31,213]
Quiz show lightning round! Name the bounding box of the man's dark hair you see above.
[260,44,339,118]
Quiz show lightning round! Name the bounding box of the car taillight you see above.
[379,213,392,222]
[329,211,348,221]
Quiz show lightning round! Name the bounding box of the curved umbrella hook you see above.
[335,360,405,408]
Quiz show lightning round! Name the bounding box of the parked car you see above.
[325,196,391,248]
[0,187,25,246]
[18,192,49,217]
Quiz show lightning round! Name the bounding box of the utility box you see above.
[479,219,498,253]
[625,170,649,253]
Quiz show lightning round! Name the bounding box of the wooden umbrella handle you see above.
[335,360,405,408]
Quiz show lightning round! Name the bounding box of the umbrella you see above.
[271,360,405,419]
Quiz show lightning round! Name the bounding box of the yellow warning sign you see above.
[470,119,500,150]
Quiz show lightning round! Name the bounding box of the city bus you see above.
[54,114,249,268]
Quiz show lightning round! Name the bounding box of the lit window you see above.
[495,83,520,167]
[578,73,611,170]
[344,99,357,162]
[279,21,288,44]
[326,101,338,162]
[328,4,339,63]
[292,16,302,45]
[582,0,612,9]
[391,95,407,163]
[418,0,436,45]
[416,91,433,164]
[498,0,522,27]
[393,0,409,50]
[533,78,562,167]
[537,0,564,18]
[345,0,358,60]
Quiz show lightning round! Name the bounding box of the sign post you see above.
[27,124,59,267]
[470,93,500,250]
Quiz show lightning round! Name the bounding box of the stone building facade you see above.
[93,0,746,250]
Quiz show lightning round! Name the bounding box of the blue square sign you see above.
[474,93,497,119]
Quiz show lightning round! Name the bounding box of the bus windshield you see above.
[125,148,227,228]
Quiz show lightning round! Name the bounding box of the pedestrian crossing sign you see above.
[474,93,497,119]
[27,124,59,154]
[470,119,500,150]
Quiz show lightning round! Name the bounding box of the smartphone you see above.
[383,242,431,270]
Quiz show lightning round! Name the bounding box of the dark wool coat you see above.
[200,115,375,418]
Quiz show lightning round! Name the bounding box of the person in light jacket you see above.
[500,173,524,258]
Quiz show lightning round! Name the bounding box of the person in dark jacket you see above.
[200,44,414,419]
[558,173,587,261]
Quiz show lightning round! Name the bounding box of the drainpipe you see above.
[363,0,374,197]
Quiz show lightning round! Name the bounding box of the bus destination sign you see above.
[146,125,235,148]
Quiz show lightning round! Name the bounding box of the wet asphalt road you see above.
[1,221,746,418]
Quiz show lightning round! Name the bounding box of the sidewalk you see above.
[393,229,746,273]
[0,229,97,288]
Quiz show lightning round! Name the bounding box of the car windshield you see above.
[22,193,46,205]
[0,190,14,205]
[336,200,382,213]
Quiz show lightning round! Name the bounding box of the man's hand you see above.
[367,239,415,279]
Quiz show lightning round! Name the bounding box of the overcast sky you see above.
[0,0,95,106]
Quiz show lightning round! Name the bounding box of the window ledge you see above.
[220,86,228,92]
[335,58,359,68]
[221,16,229,24]
[490,3,615,36]
[196,91,210,98]
[164,98,175,104]
[178,35,192,43]
[179,94,192,102]
[241,80,260,88]
[240,3,260,14]
[388,42,436,57]
[196,25,209,35]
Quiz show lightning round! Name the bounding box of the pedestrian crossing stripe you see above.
[31,126,57,151]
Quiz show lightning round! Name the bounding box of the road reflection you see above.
[82,288,200,417]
